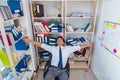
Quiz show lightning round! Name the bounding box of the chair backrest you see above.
[43,53,70,79]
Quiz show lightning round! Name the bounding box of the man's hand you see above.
[22,37,33,43]
[86,42,92,48]
[22,37,42,46]
[80,42,92,49]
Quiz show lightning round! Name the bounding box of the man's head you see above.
[56,36,65,46]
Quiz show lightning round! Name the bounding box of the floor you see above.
[32,69,96,80]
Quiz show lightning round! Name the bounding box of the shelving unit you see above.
[30,0,64,69]
[65,0,99,68]
[29,0,99,69]
[0,0,37,79]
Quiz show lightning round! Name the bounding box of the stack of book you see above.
[35,21,62,33]
[0,6,13,21]
[66,38,77,46]
[34,21,50,33]
[36,33,48,44]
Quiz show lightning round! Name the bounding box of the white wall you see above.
[91,0,120,80]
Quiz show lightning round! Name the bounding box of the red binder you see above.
[0,33,14,46]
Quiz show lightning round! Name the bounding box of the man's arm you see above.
[22,37,42,46]
[80,42,92,49]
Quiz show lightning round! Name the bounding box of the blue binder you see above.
[15,39,29,50]
[15,54,30,73]
[7,0,23,16]
[50,25,62,32]
[39,51,50,59]
[5,25,22,41]
[48,38,57,46]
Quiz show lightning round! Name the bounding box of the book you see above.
[84,23,93,32]
[36,33,48,44]
[41,21,50,32]
[36,4,44,17]
[0,6,8,20]
[15,54,30,73]
[74,48,86,57]
[39,51,50,59]
[66,24,74,32]
[0,33,14,46]
[50,26,62,32]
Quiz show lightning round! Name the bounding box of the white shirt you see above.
[41,43,81,68]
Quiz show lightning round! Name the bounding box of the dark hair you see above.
[56,36,65,45]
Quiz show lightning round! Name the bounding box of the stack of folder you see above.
[66,37,89,46]
[36,33,48,44]
[39,51,50,59]
[48,38,57,46]
[5,25,22,41]
[66,38,77,46]
[49,21,62,32]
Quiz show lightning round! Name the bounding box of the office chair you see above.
[43,53,70,80]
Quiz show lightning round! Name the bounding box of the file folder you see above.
[7,0,23,16]
[15,39,29,50]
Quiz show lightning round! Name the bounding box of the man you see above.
[23,36,92,80]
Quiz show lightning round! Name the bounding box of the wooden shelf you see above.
[66,16,94,19]
[70,62,88,69]
[35,32,62,34]
[66,32,93,34]
[32,0,62,2]
[2,16,24,23]
[34,17,62,19]
[74,57,90,61]
[67,0,96,2]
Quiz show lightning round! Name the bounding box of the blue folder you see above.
[39,51,50,59]
[5,25,22,41]
[15,54,30,73]
[15,39,29,50]
[7,0,23,16]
